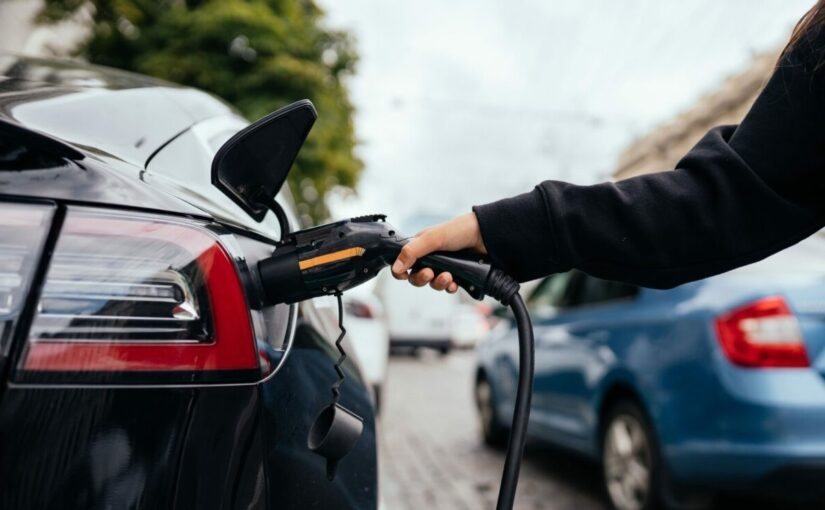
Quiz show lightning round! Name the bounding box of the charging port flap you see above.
[211,99,317,222]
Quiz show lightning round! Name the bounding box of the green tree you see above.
[39,0,361,224]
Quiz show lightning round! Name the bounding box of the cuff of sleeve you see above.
[472,186,562,282]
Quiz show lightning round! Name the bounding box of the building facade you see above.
[613,50,780,180]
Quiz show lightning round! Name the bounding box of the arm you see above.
[394,28,825,290]
[474,127,823,288]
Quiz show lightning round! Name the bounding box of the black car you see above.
[0,55,378,509]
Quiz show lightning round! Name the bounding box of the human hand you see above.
[391,212,487,293]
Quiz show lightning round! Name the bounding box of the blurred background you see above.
[2,1,822,508]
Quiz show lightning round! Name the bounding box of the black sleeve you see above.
[473,29,825,289]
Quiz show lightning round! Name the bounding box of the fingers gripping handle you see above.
[412,250,519,304]
[412,250,490,299]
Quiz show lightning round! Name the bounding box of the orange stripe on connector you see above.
[299,247,366,270]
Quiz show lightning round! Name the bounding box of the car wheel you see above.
[438,345,450,356]
[602,400,711,510]
[475,375,507,448]
[602,401,658,510]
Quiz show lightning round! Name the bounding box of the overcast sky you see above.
[322,1,813,228]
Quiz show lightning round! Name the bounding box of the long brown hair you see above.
[783,1,825,57]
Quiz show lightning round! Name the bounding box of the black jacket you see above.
[473,28,825,289]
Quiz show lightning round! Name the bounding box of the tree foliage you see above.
[39,0,362,224]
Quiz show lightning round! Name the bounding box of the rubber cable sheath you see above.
[495,293,534,510]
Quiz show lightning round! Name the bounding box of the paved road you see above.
[378,350,606,510]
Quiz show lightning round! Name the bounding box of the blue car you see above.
[475,234,825,510]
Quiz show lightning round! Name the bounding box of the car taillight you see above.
[0,202,54,358]
[714,296,809,368]
[345,299,374,319]
[15,207,258,383]
[475,302,492,317]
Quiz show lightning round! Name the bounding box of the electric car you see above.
[0,55,378,509]
[476,233,825,509]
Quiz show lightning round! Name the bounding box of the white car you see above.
[375,270,490,353]
[343,290,390,411]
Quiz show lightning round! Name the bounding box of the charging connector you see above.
[256,216,533,510]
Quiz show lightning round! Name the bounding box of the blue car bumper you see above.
[662,363,825,495]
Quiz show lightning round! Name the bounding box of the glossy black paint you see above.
[259,322,377,508]
[0,386,193,509]
[0,55,378,509]
[0,148,204,218]
[0,55,232,168]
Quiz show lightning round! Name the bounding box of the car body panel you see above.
[1,330,378,510]
[0,385,194,509]
[259,318,377,508]
[0,146,205,217]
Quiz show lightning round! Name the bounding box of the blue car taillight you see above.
[715,296,810,368]
[0,202,55,360]
[14,207,259,384]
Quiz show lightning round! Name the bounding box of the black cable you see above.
[470,267,532,510]
[330,292,347,404]
[495,292,534,510]
[271,200,291,239]
[255,192,291,241]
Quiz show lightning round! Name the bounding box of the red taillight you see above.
[475,302,492,317]
[16,208,258,383]
[345,299,374,319]
[714,296,809,368]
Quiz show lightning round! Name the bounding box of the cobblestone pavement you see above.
[378,350,606,510]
